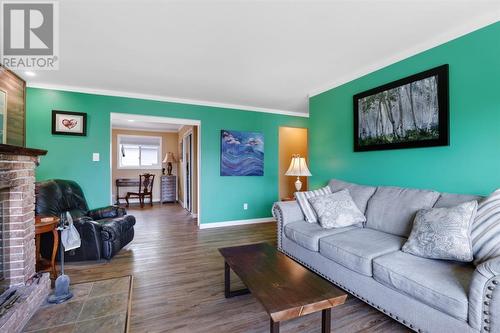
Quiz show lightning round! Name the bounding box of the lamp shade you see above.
[285,155,311,177]
[163,152,177,163]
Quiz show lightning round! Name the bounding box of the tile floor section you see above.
[22,276,132,333]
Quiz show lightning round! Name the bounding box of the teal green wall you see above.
[26,89,307,223]
[309,22,500,195]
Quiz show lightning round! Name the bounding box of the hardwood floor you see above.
[64,204,410,333]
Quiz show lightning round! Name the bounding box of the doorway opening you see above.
[278,127,309,200]
[110,113,201,224]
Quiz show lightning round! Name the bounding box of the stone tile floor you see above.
[22,276,132,333]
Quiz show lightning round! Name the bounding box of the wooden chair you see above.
[125,173,155,208]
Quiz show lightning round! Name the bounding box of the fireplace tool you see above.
[47,213,73,304]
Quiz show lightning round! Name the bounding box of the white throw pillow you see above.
[308,189,366,229]
[294,186,332,223]
[402,201,478,262]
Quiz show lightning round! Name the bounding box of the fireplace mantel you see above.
[0,144,47,157]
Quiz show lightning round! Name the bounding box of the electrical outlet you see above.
[92,153,100,162]
[243,203,248,210]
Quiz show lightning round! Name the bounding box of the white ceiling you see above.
[111,113,184,132]
[23,0,500,115]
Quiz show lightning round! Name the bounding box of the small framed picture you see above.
[52,110,87,136]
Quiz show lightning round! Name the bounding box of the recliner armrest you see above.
[99,221,120,241]
[469,257,500,332]
[88,205,126,220]
[272,201,304,250]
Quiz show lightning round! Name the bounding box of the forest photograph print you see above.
[221,130,264,176]
[354,65,449,151]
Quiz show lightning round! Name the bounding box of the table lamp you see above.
[162,152,177,175]
[285,154,312,191]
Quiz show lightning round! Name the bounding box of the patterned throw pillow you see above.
[294,186,332,223]
[471,189,500,265]
[308,189,366,229]
[402,201,478,262]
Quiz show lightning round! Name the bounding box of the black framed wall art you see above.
[353,64,449,152]
[52,110,87,136]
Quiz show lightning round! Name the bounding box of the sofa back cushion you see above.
[434,193,483,208]
[366,186,440,237]
[328,179,377,214]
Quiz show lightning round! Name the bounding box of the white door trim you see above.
[109,113,202,226]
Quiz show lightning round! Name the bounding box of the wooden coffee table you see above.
[219,242,347,333]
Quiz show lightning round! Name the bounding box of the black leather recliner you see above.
[35,179,135,261]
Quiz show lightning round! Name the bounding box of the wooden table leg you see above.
[224,261,250,298]
[224,261,230,298]
[270,319,280,333]
[322,308,331,333]
[51,228,59,280]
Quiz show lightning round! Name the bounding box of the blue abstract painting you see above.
[221,130,264,176]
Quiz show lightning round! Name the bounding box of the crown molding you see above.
[308,14,500,98]
[27,83,309,118]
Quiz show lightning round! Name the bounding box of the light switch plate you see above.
[92,153,100,162]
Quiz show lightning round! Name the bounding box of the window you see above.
[117,135,162,169]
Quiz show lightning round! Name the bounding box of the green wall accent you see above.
[309,22,500,195]
[26,88,307,224]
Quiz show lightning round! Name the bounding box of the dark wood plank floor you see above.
[65,204,410,333]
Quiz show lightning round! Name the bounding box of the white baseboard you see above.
[199,217,275,229]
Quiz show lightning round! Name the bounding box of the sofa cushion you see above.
[373,251,474,321]
[284,220,357,252]
[434,192,483,208]
[319,228,405,276]
[308,190,366,229]
[365,186,440,237]
[328,179,376,213]
[402,201,477,262]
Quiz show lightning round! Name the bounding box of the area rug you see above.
[22,275,133,333]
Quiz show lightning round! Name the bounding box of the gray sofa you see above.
[272,179,500,333]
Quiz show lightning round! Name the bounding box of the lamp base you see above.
[167,162,173,176]
[294,177,302,191]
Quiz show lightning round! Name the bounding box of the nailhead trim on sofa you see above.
[482,278,499,332]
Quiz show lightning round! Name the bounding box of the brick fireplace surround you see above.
[0,144,50,333]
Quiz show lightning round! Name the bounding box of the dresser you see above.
[161,175,177,203]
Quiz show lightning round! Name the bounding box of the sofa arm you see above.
[272,201,304,250]
[469,257,500,332]
[88,205,126,220]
